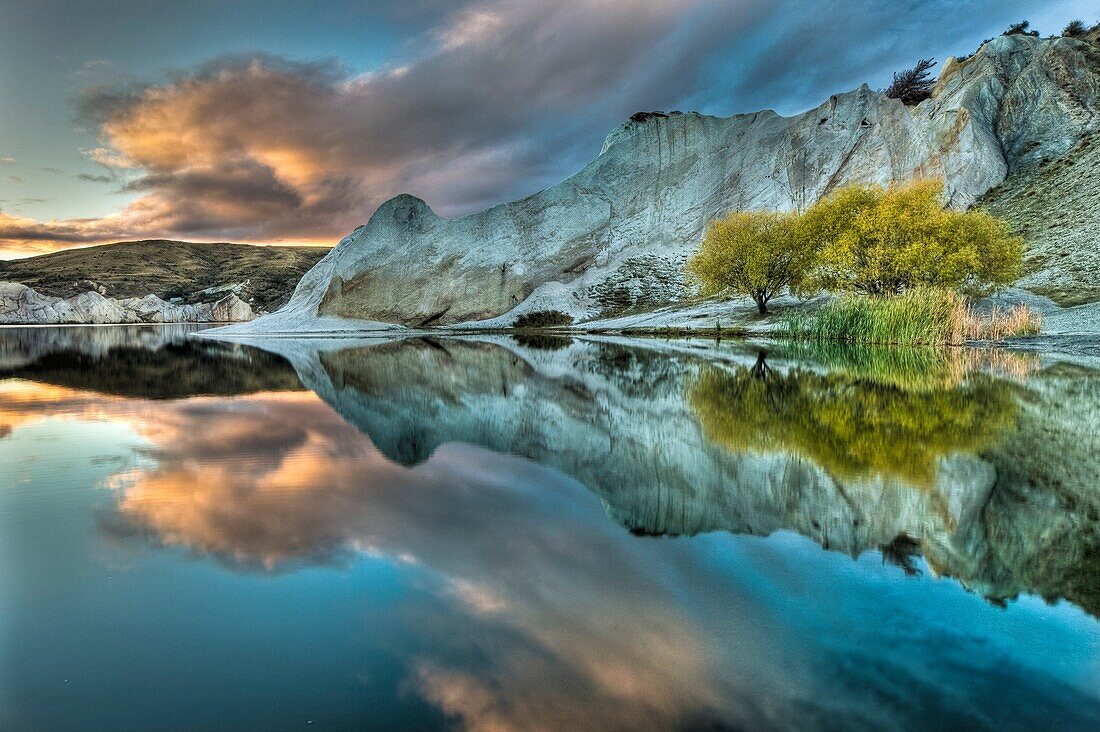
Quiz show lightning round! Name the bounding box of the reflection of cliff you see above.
[970,363,1100,617]
[0,325,302,398]
[302,338,1098,614]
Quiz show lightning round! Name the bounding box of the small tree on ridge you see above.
[884,59,937,105]
[1063,20,1087,38]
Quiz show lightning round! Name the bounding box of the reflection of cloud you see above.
[0,380,126,436]
[69,385,766,727]
[5,375,1097,727]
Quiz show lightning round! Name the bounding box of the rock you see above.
[980,128,1100,306]
[226,33,1100,334]
[210,294,253,322]
[0,282,253,324]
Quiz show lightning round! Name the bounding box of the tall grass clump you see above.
[785,289,959,345]
[958,302,1043,341]
[785,289,1041,346]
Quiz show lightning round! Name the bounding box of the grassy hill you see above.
[0,240,329,312]
[980,128,1100,306]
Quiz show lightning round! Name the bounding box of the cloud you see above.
[0,157,15,165]
[0,0,1086,255]
[76,173,114,183]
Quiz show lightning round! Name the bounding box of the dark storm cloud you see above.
[0,0,1086,252]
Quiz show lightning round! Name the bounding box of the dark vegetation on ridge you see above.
[883,58,937,105]
[0,240,329,312]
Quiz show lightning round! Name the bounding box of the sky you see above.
[0,0,1094,259]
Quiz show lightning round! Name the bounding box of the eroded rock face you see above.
[247,34,1099,330]
[0,282,253,324]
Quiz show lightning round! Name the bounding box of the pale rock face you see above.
[0,282,253,324]
[231,35,1100,331]
[210,294,253,322]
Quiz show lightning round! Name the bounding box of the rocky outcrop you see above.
[226,33,1100,333]
[0,281,253,324]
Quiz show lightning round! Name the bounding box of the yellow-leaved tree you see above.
[685,210,816,314]
[799,179,1023,296]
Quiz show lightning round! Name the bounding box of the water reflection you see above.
[2,329,1099,729]
[688,348,1020,486]
[6,332,1099,614]
[0,325,302,398]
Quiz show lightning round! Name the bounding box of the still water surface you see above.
[1,325,1099,730]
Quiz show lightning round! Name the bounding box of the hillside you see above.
[980,128,1100,306]
[0,240,329,313]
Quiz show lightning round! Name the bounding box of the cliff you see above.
[224,33,1100,333]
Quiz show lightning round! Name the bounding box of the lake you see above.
[1,325,1098,730]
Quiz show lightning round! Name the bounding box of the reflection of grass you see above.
[777,341,1037,391]
[688,350,1019,486]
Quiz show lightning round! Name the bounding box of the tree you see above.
[884,58,937,105]
[800,179,1023,296]
[686,210,813,314]
[1063,20,1087,37]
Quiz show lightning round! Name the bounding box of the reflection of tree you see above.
[688,349,1019,486]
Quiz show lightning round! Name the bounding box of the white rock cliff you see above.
[226,34,1100,332]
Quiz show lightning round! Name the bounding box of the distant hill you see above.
[0,240,330,313]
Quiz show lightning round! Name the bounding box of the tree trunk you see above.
[755,297,768,315]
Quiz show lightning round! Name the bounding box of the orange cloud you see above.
[2,0,767,257]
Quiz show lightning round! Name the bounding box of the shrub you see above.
[1004,21,1038,36]
[800,179,1023,297]
[1063,20,1087,37]
[513,310,573,328]
[685,210,815,314]
[884,58,937,105]
[783,289,1042,345]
